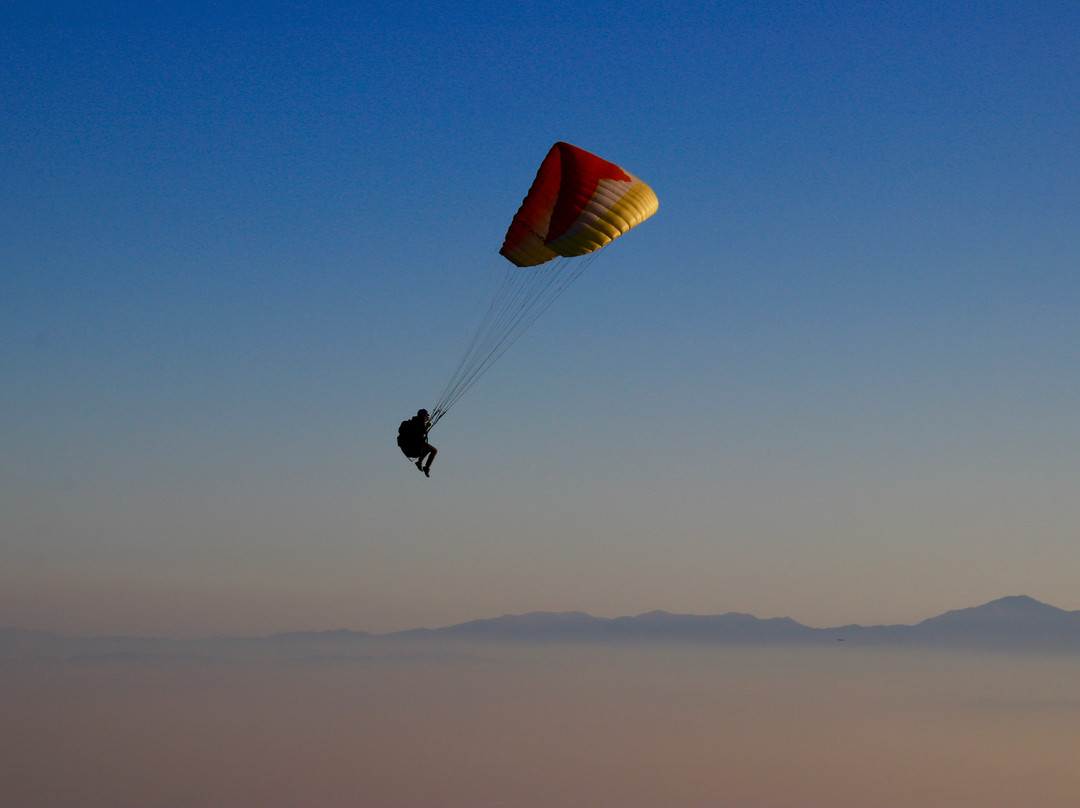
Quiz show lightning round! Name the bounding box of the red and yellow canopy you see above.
[499,142,658,268]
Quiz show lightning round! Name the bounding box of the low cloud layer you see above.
[5,642,1079,807]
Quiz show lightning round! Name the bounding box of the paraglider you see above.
[399,142,657,473]
[397,409,437,477]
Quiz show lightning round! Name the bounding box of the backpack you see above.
[397,418,421,452]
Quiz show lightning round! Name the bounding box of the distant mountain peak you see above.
[919,595,1075,628]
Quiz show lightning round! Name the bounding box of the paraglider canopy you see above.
[500,142,659,267]
[430,142,657,426]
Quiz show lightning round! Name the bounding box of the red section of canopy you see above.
[500,142,632,259]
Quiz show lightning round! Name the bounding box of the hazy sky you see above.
[4,1,1079,637]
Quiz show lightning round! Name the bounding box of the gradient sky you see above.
[4,0,1079,637]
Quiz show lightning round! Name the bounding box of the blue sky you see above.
[3,0,1079,636]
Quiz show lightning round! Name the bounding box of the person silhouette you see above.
[397,409,437,476]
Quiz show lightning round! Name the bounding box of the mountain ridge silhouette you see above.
[5,595,1080,660]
